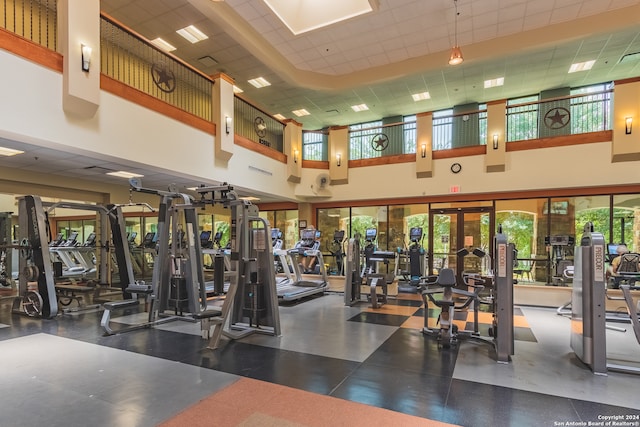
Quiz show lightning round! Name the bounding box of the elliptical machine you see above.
[396,227,426,287]
[327,230,346,275]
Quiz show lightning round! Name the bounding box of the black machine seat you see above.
[612,253,640,289]
[618,253,640,275]
[436,268,456,287]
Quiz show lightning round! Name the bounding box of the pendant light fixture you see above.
[448,0,463,65]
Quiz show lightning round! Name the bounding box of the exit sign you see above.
[450,185,461,193]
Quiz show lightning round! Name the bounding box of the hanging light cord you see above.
[454,0,459,47]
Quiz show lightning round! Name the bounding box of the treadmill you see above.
[277,228,328,301]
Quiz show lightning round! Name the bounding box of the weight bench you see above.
[192,309,223,340]
[55,284,99,312]
[101,283,154,335]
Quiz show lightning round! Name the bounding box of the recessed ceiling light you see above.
[106,171,144,179]
[292,109,310,117]
[232,85,243,94]
[176,25,208,43]
[351,104,369,112]
[0,146,24,156]
[484,77,504,88]
[239,196,260,201]
[412,92,431,101]
[150,37,176,52]
[248,77,271,88]
[264,0,378,35]
[273,113,286,120]
[568,60,595,73]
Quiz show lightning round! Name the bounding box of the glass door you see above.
[429,206,494,286]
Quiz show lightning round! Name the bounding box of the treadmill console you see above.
[365,228,377,242]
[410,227,422,242]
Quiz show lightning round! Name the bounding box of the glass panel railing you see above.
[234,96,284,152]
[0,0,57,50]
[100,15,212,122]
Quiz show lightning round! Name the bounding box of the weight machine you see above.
[570,222,640,375]
[13,196,136,318]
[545,235,575,286]
[102,181,281,349]
[419,229,514,363]
[0,212,13,289]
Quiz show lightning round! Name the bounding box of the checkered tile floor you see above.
[348,292,537,342]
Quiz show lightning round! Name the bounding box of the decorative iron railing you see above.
[432,109,488,151]
[100,15,212,122]
[234,95,284,152]
[349,120,416,160]
[506,90,612,142]
[0,0,57,50]
[302,130,328,161]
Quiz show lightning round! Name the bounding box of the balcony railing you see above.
[234,96,284,153]
[100,15,213,122]
[302,130,328,161]
[0,0,57,50]
[433,109,487,151]
[506,90,612,142]
[349,120,416,160]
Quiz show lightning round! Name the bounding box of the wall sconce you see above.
[336,153,342,167]
[421,144,427,158]
[625,117,633,135]
[492,134,499,150]
[225,116,232,135]
[293,149,299,163]
[81,44,92,72]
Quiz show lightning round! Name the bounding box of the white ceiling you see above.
[2,0,640,203]
[100,0,640,129]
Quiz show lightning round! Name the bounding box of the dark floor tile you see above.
[188,340,360,395]
[331,362,451,421]
[443,378,580,427]
[570,398,640,421]
[364,328,459,377]
[347,312,409,327]
[387,298,423,307]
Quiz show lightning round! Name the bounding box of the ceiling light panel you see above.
[273,114,286,120]
[351,104,369,112]
[150,37,176,52]
[568,60,595,73]
[484,77,505,88]
[263,0,378,35]
[292,109,310,117]
[248,77,271,88]
[176,25,208,43]
[412,92,431,101]
[106,171,144,179]
[0,146,24,156]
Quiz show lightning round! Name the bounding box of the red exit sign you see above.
[449,185,461,193]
